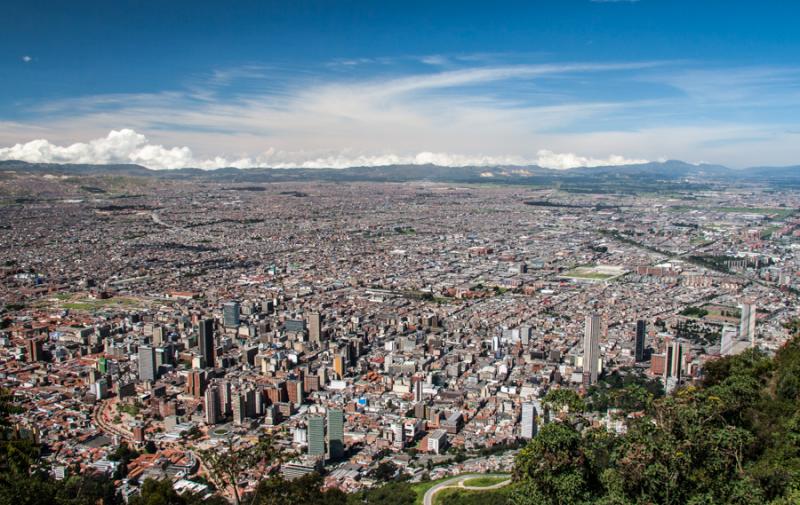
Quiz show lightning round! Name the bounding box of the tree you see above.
[199,434,283,505]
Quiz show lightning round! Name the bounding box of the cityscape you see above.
[2,2,800,505]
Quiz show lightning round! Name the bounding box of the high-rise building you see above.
[327,408,345,460]
[413,376,424,403]
[186,369,207,398]
[232,392,246,425]
[635,320,647,362]
[739,302,756,346]
[307,416,326,457]
[520,402,537,439]
[199,318,215,368]
[26,338,44,362]
[664,338,686,380]
[583,314,601,385]
[308,312,321,345]
[223,301,241,327]
[204,385,220,425]
[333,353,345,379]
[287,380,304,406]
[138,345,157,383]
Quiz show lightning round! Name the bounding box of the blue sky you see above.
[1,0,799,169]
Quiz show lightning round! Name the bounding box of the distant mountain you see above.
[2,158,799,188]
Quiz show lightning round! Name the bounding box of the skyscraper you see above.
[199,318,215,368]
[204,385,220,425]
[138,344,157,382]
[583,313,601,385]
[308,312,321,344]
[739,302,756,346]
[232,391,246,425]
[223,301,241,327]
[520,402,537,439]
[333,353,345,379]
[635,320,647,362]
[327,408,345,460]
[664,338,686,381]
[307,416,325,457]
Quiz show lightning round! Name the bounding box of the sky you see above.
[1,0,799,170]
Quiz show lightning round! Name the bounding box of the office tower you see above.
[218,381,232,417]
[26,338,44,362]
[186,369,207,398]
[521,402,537,439]
[520,325,532,346]
[307,416,326,457]
[232,392,246,425]
[152,325,164,346]
[413,376,424,403]
[583,314,601,385]
[287,380,304,406]
[308,312,321,344]
[199,318,215,368]
[739,302,756,346]
[327,408,345,460]
[138,345,157,383]
[333,353,345,379]
[635,320,647,362]
[664,338,686,380]
[223,301,240,327]
[204,385,220,425]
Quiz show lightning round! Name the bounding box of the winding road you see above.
[423,473,511,505]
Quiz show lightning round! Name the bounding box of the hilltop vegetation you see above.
[444,335,800,505]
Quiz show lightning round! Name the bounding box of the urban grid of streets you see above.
[2,173,799,499]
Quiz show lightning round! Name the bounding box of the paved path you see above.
[423,473,511,505]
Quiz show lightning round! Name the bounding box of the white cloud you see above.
[0,128,648,170]
[1,59,799,168]
[21,55,32,63]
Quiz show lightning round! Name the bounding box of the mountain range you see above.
[2,159,799,189]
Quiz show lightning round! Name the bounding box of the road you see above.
[423,473,511,505]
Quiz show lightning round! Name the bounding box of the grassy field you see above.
[411,477,452,505]
[433,485,513,505]
[61,296,143,312]
[461,476,509,487]
[562,267,616,280]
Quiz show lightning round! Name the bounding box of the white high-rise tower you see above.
[583,314,601,385]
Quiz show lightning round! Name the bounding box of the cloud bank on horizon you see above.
[0,128,648,170]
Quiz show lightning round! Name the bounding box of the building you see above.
[327,408,344,460]
[138,345,157,383]
[204,385,221,425]
[427,429,448,454]
[223,301,241,327]
[308,312,321,344]
[186,369,208,398]
[26,338,44,362]
[739,302,756,346]
[583,314,601,385]
[199,318,215,368]
[333,353,345,379]
[520,402,537,439]
[232,392,246,425]
[307,416,325,458]
[664,338,686,381]
[635,320,646,362]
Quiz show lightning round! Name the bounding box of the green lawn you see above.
[411,478,452,505]
[462,476,509,488]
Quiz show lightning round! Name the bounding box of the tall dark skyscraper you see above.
[327,408,344,460]
[635,320,647,362]
[138,344,157,382]
[199,318,215,368]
